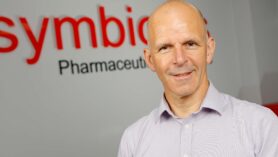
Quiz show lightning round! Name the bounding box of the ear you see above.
[143,48,156,72]
[206,36,216,64]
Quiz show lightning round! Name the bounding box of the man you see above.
[118,0,278,157]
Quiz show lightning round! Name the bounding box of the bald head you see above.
[147,0,208,48]
[148,0,205,24]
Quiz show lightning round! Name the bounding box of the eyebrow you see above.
[156,42,172,49]
[155,36,201,48]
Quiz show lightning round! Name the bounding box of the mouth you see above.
[173,71,193,80]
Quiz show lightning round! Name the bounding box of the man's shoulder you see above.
[118,108,158,154]
[222,93,276,123]
[221,94,278,156]
[124,107,158,136]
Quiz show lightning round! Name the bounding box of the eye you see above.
[185,40,199,49]
[158,44,171,53]
[159,46,168,51]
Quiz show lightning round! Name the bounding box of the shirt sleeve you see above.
[256,109,278,157]
[117,129,134,157]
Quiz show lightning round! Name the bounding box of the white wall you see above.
[230,0,262,103]
[249,0,278,104]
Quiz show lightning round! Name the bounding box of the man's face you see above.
[144,6,215,98]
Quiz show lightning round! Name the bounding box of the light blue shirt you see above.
[118,83,278,157]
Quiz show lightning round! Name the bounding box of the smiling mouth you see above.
[173,71,193,80]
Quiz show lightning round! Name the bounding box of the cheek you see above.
[153,56,169,71]
[153,57,171,80]
[192,53,207,67]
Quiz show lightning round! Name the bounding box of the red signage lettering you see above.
[0,5,149,65]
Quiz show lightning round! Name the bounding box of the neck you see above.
[165,79,209,118]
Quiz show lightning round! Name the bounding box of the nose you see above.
[173,45,187,66]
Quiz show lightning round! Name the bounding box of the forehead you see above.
[148,3,205,46]
[153,17,201,37]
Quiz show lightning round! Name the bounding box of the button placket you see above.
[181,123,192,157]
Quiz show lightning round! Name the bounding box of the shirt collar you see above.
[201,82,225,115]
[155,82,226,123]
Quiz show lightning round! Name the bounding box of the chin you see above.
[175,89,195,97]
[169,85,197,97]
[163,76,200,97]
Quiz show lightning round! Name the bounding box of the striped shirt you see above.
[118,83,278,157]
